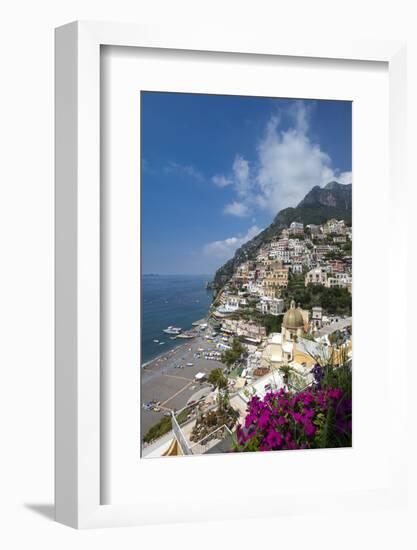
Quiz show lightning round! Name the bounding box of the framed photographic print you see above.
[55,21,408,528]
[139,92,352,459]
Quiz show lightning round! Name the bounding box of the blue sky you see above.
[141,92,351,275]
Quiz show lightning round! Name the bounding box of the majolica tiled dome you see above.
[283,300,304,329]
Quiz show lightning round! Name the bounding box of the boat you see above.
[163,326,182,335]
[176,332,196,339]
[159,342,165,345]
[153,339,159,343]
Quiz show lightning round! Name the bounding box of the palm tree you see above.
[279,364,292,386]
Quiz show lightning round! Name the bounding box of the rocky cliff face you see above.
[212,181,352,289]
[297,181,352,210]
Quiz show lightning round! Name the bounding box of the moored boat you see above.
[163,326,182,335]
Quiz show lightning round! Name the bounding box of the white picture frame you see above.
[55,21,407,529]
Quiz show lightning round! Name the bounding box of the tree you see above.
[207,368,231,413]
[279,364,291,385]
[207,368,228,390]
[262,314,282,335]
[221,338,246,367]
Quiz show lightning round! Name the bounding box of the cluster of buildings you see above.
[214,218,352,320]
[208,217,352,389]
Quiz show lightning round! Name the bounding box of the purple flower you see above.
[265,429,282,449]
[258,409,271,430]
[329,388,342,401]
[235,382,351,453]
[245,413,257,429]
[303,421,316,437]
[292,412,303,423]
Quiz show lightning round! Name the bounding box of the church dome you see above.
[283,300,304,329]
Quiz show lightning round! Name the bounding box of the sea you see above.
[141,274,213,364]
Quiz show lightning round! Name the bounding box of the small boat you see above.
[153,339,159,343]
[159,342,165,345]
[163,326,182,335]
[176,332,195,339]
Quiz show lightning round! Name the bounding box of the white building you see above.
[306,224,321,235]
[323,219,346,235]
[217,295,246,314]
[247,280,263,295]
[325,274,352,289]
[291,263,303,274]
[311,306,323,329]
[305,267,327,286]
[276,249,291,263]
[256,296,284,316]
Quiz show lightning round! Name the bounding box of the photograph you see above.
[140,92,352,457]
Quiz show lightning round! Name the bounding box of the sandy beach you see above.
[140,333,226,436]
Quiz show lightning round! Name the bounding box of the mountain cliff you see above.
[212,181,352,289]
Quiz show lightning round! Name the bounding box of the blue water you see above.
[141,274,213,364]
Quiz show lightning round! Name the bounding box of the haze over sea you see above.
[141,274,213,364]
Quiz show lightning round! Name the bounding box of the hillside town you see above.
[142,217,352,457]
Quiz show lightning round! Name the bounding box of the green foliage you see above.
[143,405,197,444]
[282,275,351,315]
[262,314,282,335]
[324,250,343,261]
[321,362,352,400]
[207,368,228,389]
[221,338,246,367]
[276,205,352,227]
[317,405,335,448]
[176,406,191,425]
[341,241,352,254]
[143,416,172,444]
[278,364,291,383]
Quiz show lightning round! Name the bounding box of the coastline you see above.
[141,274,213,364]
[141,340,196,370]
[140,319,228,437]
[141,315,210,369]
[140,275,218,436]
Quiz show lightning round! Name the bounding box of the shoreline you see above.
[140,330,226,435]
[141,340,194,370]
[141,314,211,368]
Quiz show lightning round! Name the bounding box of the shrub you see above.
[143,416,172,444]
[234,379,351,452]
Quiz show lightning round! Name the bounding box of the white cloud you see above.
[336,171,352,184]
[255,111,336,212]
[232,155,251,197]
[164,161,205,182]
[203,225,262,263]
[212,100,351,215]
[223,201,249,217]
[212,174,232,187]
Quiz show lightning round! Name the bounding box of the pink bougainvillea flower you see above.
[265,429,282,449]
[292,412,303,423]
[258,409,271,430]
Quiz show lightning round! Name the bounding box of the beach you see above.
[140,333,226,436]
